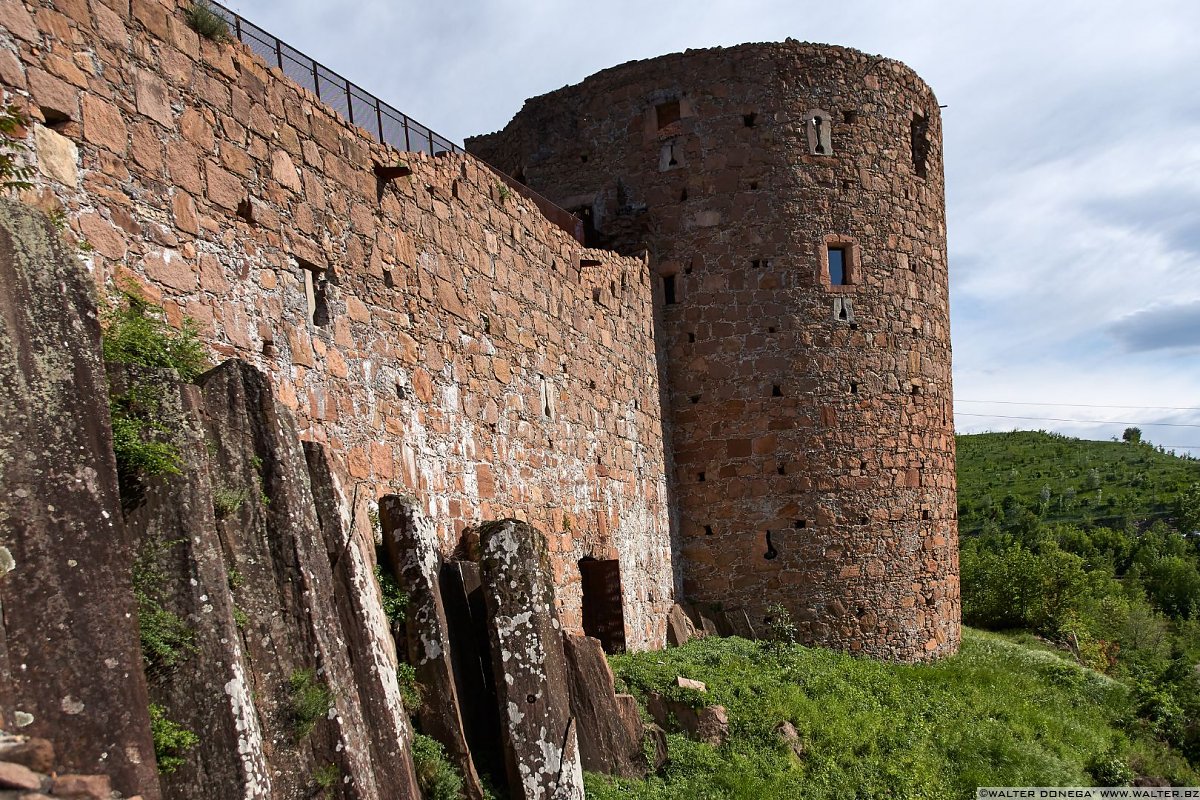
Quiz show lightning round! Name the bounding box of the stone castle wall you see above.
[469,41,960,660]
[0,0,673,647]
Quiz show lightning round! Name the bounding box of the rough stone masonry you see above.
[0,0,957,673]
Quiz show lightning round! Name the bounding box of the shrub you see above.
[313,762,340,792]
[101,286,208,486]
[182,1,230,42]
[396,661,424,711]
[287,668,334,739]
[412,733,464,800]
[213,486,250,518]
[149,703,199,774]
[375,564,409,626]
[133,538,195,674]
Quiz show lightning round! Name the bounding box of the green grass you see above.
[958,431,1200,534]
[584,630,1196,799]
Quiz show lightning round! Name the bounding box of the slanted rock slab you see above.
[562,634,647,778]
[478,519,584,800]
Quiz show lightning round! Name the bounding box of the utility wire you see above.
[955,412,1200,428]
[956,399,1200,412]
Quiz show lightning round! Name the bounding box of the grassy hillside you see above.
[957,431,1200,534]
[585,630,1195,800]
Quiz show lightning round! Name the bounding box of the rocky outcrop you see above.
[380,496,484,800]
[122,361,423,799]
[306,447,424,799]
[562,634,647,778]
[0,733,138,799]
[478,520,584,800]
[0,200,159,798]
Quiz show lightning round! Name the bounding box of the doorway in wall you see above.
[579,557,627,654]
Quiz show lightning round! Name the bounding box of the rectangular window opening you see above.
[663,274,677,305]
[656,100,681,129]
[697,472,706,482]
[772,384,783,397]
[828,246,848,285]
[299,259,330,327]
[911,112,930,178]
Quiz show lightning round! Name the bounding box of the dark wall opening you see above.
[579,558,627,654]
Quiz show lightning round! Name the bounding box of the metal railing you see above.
[208,2,583,243]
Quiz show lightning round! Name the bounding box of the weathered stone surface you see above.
[644,723,668,772]
[478,520,583,800]
[305,446,423,800]
[0,737,54,773]
[716,607,758,641]
[116,368,270,800]
[32,124,77,187]
[48,773,111,798]
[468,41,960,662]
[11,0,674,652]
[562,634,646,778]
[0,761,40,790]
[646,693,729,746]
[380,496,485,800]
[666,603,696,647]
[676,676,706,692]
[0,200,159,798]
[613,694,644,749]
[197,360,386,800]
[776,721,805,759]
[439,560,505,788]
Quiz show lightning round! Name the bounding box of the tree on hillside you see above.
[1123,427,1143,444]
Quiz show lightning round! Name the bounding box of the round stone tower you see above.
[468,40,959,661]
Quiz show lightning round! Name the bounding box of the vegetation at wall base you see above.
[584,630,1195,800]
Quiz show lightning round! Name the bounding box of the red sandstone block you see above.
[81,93,126,153]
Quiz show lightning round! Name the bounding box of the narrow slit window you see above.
[663,274,677,305]
[299,259,330,327]
[911,112,930,178]
[697,472,705,482]
[828,247,848,285]
[772,384,783,397]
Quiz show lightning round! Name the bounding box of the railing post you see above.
[345,79,354,125]
[312,61,321,100]
[403,115,411,152]
[274,39,282,69]
[234,14,242,42]
[375,99,384,144]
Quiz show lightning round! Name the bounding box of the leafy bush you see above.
[313,762,340,792]
[133,537,195,674]
[0,103,33,191]
[411,733,464,800]
[375,564,409,626]
[287,668,333,739]
[102,287,208,486]
[149,703,199,774]
[396,661,424,711]
[213,486,250,518]
[182,1,230,42]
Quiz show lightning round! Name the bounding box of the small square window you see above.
[828,247,848,285]
[656,100,681,129]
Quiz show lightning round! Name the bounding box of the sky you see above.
[226,0,1200,453]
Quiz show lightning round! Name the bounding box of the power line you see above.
[955,412,1200,428]
[956,399,1200,412]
